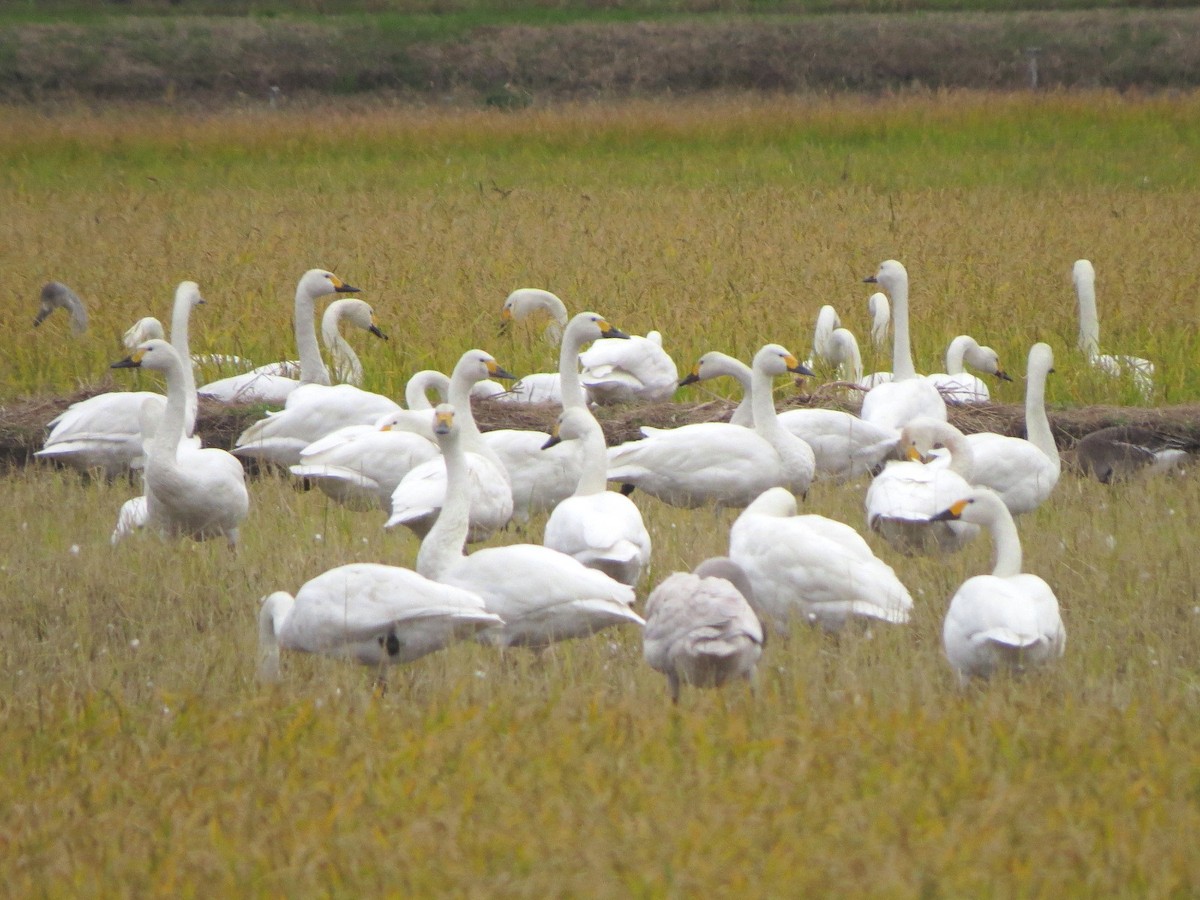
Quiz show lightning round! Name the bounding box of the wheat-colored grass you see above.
[1,93,1199,894]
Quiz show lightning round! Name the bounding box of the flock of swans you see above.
[30,257,1182,696]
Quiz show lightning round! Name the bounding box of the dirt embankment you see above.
[3,9,1200,104]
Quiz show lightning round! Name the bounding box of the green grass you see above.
[2,93,1200,893]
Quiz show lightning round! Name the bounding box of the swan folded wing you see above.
[199,372,301,405]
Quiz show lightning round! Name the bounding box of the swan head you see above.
[324,298,388,341]
[864,259,908,292]
[1028,342,1055,377]
[1072,259,1095,294]
[299,268,360,300]
[740,486,799,519]
[111,338,180,373]
[499,288,569,334]
[752,343,813,378]
[898,417,965,464]
[566,312,629,344]
[541,406,598,450]
[432,404,457,438]
[930,487,1008,526]
[963,341,1011,381]
[452,349,516,385]
[33,281,88,333]
[679,351,750,387]
[175,280,206,311]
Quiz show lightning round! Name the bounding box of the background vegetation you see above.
[1,51,1199,899]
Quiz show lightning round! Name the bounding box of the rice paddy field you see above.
[2,91,1200,895]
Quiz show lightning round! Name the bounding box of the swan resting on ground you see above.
[417,405,643,650]
[1073,426,1191,483]
[258,563,503,681]
[925,335,1012,404]
[111,338,249,549]
[730,487,913,632]
[932,488,1066,682]
[643,557,764,703]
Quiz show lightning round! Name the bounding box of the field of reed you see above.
[1,91,1198,894]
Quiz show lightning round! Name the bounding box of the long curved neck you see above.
[538,294,569,343]
[1024,362,1060,470]
[295,286,331,386]
[890,276,917,381]
[322,305,363,385]
[257,594,290,681]
[987,505,1023,578]
[725,358,756,427]
[1076,279,1100,356]
[945,336,971,374]
[417,432,470,579]
[869,294,890,347]
[573,417,610,496]
[448,374,486,449]
[147,353,189,462]
[169,293,197,437]
[558,327,590,410]
[405,371,450,410]
[942,427,975,479]
[749,365,784,439]
[832,333,863,383]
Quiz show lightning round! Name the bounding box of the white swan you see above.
[931,488,1066,681]
[111,339,249,549]
[417,405,643,650]
[679,345,895,482]
[925,335,1012,404]
[124,316,253,375]
[1073,259,1154,401]
[385,350,514,542]
[865,417,979,555]
[867,291,891,349]
[541,407,652,586]
[484,312,629,520]
[804,304,841,371]
[729,487,913,631]
[643,557,764,702]
[1074,425,1191,483]
[33,282,88,334]
[859,260,947,430]
[197,268,361,405]
[963,342,1060,515]
[607,344,816,508]
[36,280,204,477]
[258,563,503,681]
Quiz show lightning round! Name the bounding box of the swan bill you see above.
[110,348,147,369]
[931,498,970,522]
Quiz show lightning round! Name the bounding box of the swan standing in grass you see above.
[1073,259,1154,401]
[1074,425,1191,483]
[866,417,979,555]
[484,312,630,519]
[541,407,652,586]
[925,335,1012,404]
[111,339,249,549]
[729,487,913,631]
[931,488,1066,682]
[258,564,503,682]
[964,342,1060,515]
[679,346,895,481]
[859,260,947,430]
[417,405,643,650]
[386,351,515,542]
[33,282,88,334]
[36,280,204,477]
[197,268,362,405]
[607,344,816,507]
[643,557,764,703]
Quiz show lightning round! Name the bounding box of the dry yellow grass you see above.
[1,93,1199,894]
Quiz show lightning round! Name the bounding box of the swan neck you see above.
[558,329,588,410]
[749,365,782,436]
[1024,362,1060,469]
[574,421,610,496]
[890,277,917,381]
[417,430,470,579]
[147,350,188,462]
[169,291,198,437]
[295,286,331,386]
[448,375,485,447]
[257,593,289,681]
[325,328,363,385]
[989,509,1023,578]
[1076,280,1100,355]
[944,429,975,478]
[837,335,863,383]
[945,336,970,374]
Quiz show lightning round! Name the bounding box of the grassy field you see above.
[2,92,1200,894]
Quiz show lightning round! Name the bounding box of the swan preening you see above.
[33,282,88,334]
[932,488,1066,681]
[258,564,503,681]
[643,557,764,702]
[417,405,643,650]
[1073,259,1154,400]
[111,338,249,549]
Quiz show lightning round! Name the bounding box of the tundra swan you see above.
[111,339,249,549]
[925,335,1011,404]
[859,260,947,430]
[258,564,502,681]
[36,280,204,477]
[1073,259,1154,401]
[963,342,1060,515]
[541,407,652,586]
[678,351,755,427]
[643,557,764,703]
[33,282,88,334]
[606,344,816,508]
[931,488,1066,682]
[197,268,361,405]
[385,351,515,542]
[865,417,979,555]
[417,405,643,649]
[729,487,913,632]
